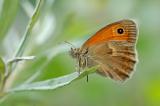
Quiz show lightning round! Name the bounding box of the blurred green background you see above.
[0,0,160,106]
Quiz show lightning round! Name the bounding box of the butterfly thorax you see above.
[70,47,89,71]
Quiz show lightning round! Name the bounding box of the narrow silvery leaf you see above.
[9,66,98,92]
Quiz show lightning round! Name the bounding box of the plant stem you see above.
[3,0,43,92]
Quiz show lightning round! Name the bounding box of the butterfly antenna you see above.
[64,41,76,48]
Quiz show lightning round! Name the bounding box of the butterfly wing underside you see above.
[83,20,138,81]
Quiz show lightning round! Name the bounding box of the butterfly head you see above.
[70,48,80,58]
[70,47,88,59]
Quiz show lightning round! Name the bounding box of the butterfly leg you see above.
[78,55,89,82]
[84,57,89,82]
[78,57,81,75]
[78,55,85,75]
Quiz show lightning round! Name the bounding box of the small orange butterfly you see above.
[70,19,138,81]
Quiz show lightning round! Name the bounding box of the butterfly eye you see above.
[117,28,124,34]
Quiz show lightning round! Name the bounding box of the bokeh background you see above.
[0,0,160,106]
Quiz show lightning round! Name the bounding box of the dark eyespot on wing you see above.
[117,28,124,34]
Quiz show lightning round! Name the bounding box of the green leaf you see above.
[0,57,5,90]
[0,0,19,41]
[8,66,98,92]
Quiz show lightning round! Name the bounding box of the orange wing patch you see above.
[82,20,137,47]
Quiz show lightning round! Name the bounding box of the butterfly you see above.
[70,19,138,81]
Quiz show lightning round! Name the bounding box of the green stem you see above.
[3,0,43,92]
[14,0,43,58]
